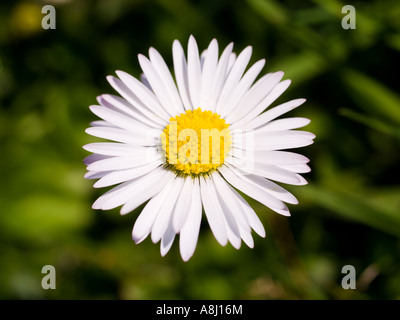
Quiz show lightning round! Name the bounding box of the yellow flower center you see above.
[161,108,232,176]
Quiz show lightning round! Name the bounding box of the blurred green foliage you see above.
[1,0,399,300]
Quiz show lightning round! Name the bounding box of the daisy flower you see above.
[83,36,315,261]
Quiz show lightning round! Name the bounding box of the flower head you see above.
[84,36,315,261]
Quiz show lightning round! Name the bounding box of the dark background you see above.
[0,0,399,299]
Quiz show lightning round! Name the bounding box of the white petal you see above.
[227,185,266,237]
[140,73,151,89]
[241,98,306,130]
[240,231,254,248]
[215,46,253,114]
[227,73,274,120]
[93,161,162,188]
[92,166,167,211]
[212,183,241,249]
[138,54,181,117]
[219,59,265,117]
[151,177,185,243]
[89,105,150,134]
[200,49,207,68]
[224,72,279,125]
[255,117,311,132]
[229,150,310,166]
[160,221,176,257]
[119,169,173,215]
[187,35,202,109]
[230,169,298,204]
[225,223,241,249]
[83,143,152,157]
[230,159,308,185]
[131,176,175,243]
[200,177,228,246]
[280,164,311,173]
[92,180,131,210]
[214,169,265,238]
[85,126,155,145]
[230,78,290,129]
[254,130,315,150]
[213,175,255,250]
[107,75,169,123]
[84,171,110,180]
[172,177,194,233]
[97,94,163,129]
[87,150,160,171]
[227,52,237,73]
[83,153,112,166]
[179,178,202,261]
[111,167,169,212]
[207,43,234,112]
[172,40,193,111]
[199,39,219,108]
[212,173,251,234]
[233,130,315,151]
[89,120,116,127]
[219,165,290,216]
[148,47,185,114]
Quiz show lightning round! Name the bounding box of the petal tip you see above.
[298,98,306,105]
[115,70,126,78]
[120,207,132,216]
[180,248,193,262]
[93,180,104,189]
[132,233,142,244]
[91,202,101,210]
[88,105,100,115]
[181,254,191,262]
[106,75,115,83]
[137,53,147,63]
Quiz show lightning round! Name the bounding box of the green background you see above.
[1,0,399,299]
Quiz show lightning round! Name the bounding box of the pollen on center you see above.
[161,108,232,176]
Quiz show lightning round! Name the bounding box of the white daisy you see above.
[83,36,315,261]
